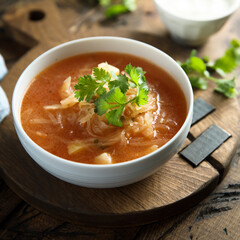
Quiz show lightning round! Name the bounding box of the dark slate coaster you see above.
[192,98,215,126]
[180,124,231,167]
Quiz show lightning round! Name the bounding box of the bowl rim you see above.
[12,36,194,169]
[154,0,240,22]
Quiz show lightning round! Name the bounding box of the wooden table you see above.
[0,0,240,239]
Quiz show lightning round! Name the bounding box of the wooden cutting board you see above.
[0,0,239,227]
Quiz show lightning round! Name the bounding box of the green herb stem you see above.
[179,39,240,98]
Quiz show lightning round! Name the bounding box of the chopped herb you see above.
[93,139,99,144]
[74,75,99,102]
[178,39,240,98]
[105,4,128,18]
[212,39,240,74]
[215,77,238,98]
[123,0,137,11]
[108,73,129,93]
[100,145,110,150]
[74,64,149,127]
[99,0,112,6]
[99,0,137,18]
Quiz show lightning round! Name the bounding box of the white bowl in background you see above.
[154,0,240,46]
[12,37,193,188]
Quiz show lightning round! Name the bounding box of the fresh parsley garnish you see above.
[108,73,129,93]
[74,64,149,127]
[99,0,137,18]
[213,39,240,74]
[178,39,240,98]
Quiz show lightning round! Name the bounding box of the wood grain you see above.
[0,0,239,228]
[0,179,22,224]
[3,0,69,46]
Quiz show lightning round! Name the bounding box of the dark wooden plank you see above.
[180,124,231,166]
[192,98,215,126]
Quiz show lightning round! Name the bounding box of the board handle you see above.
[3,0,69,47]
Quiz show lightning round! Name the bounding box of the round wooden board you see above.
[0,0,239,227]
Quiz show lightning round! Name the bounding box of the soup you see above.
[21,52,187,164]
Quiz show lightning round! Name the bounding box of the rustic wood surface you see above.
[0,0,234,227]
[0,0,240,239]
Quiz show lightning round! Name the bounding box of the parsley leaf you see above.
[93,67,111,82]
[74,64,149,127]
[106,106,124,127]
[178,50,206,74]
[94,92,112,115]
[94,87,126,127]
[99,0,111,6]
[105,4,128,19]
[189,76,208,90]
[189,56,206,73]
[179,39,239,98]
[104,87,126,105]
[135,67,148,106]
[123,0,137,11]
[215,77,238,98]
[109,74,130,93]
[213,39,240,73]
[74,67,111,102]
[74,75,99,102]
[126,64,139,85]
[99,0,137,18]
[125,64,149,106]
[136,87,148,106]
[125,63,133,75]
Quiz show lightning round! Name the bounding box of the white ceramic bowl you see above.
[154,0,240,46]
[12,37,193,188]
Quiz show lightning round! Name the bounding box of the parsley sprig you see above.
[74,64,149,127]
[178,39,240,98]
[99,0,137,18]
